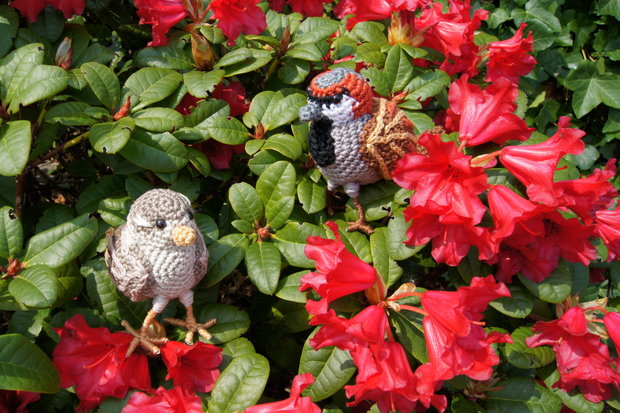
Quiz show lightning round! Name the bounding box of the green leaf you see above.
[256,160,296,205]
[206,117,250,144]
[519,262,572,303]
[182,69,225,98]
[0,43,45,104]
[195,213,219,244]
[76,175,126,213]
[511,8,561,51]
[538,365,604,413]
[246,90,306,130]
[387,209,422,260]
[334,220,371,262]
[135,46,195,70]
[23,214,98,268]
[505,326,555,369]
[0,120,31,176]
[406,70,451,101]
[81,62,120,111]
[133,108,184,132]
[384,44,414,93]
[208,353,270,413]
[187,99,229,129]
[195,304,250,345]
[299,327,356,401]
[297,175,326,214]
[7,65,68,113]
[0,6,18,58]
[490,283,534,318]
[596,0,620,18]
[370,228,403,287]
[82,257,149,326]
[286,42,325,61]
[0,206,22,259]
[272,222,326,268]
[123,67,183,111]
[0,334,60,393]
[245,242,281,295]
[9,265,59,308]
[98,196,132,227]
[45,102,98,126]
[265,196,295,230]
[205,234,249,287]
[228,182,264,224]
[275,271,308,303]
[350,21,388,45]
[388,310,428,363]
[186,146,211,177]
[278,59,310,84]
[53,263,83,305]
[262,133,303,160]
[294,17,339,44]
[486,377,562,413]
[214,47,274,77]
[564,60,620,117]
[120,129,188,173]
[89,117,135,154]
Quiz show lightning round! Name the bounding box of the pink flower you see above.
[285,0,333,17]
[11,0,84,22]
[244,373,320,413]
[210,0,267,46]
[527,307,620,403]
[334,0,393,30]
[161,341,222,394]
[445,76,533,147]
[123,387,203,413]
[52,315,151,412]
[485,23,536,83]
[300,221,379,315]
[595,208,620,261]
[0,390,40,413]
[134,0,187,46]
[211,81,250,118]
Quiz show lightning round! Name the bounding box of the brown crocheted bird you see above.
[299,67,424,234]
[105,188,215,356]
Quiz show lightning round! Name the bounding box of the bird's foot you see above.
[346,219,374,235]
[164,306,217,345]
[121,319,168,358]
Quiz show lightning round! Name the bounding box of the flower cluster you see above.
[52,315,222,412]
[300,222,512,412]
[10,0,84,22]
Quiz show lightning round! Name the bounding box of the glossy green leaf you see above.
[334,220,371,262]
[186,146,212,177]
[245,242,281,295]
[53,263,83,305]
[384,44,414,92]
[9,265,59,308]
[0,6,18,58]
[23,214,98,268]
[205,234,249,287]
[490,283,534,318]
[0,334,60,393]
[278,59,310,84]
[135,46,195,70]
[370,227,403,287]
[486,377,562,413]
[98,196,132,227]
[297,175,326,214]
[539,365,604,413]
[265,196,295,229]
[272,222,326,268]
[208,353,270,413]
[123,67,183,111]
[76,175,126,213]
[519,262,572,303]
[388,310,428,363]
[89,117,135,154]
[45,102,98,126]
[1,43,45,104]
[221,337,256,370]
[228,182,264,224]
[294,17,339,44]
[256,160,296,205]
[505,326,555,369]
[406,69,451,101]
[81,62,120,111]
[299,327,356,401]
[0,206,22,259]
[8,65,68,113]
[133,107,184,132]
[246,90,306,130]
[214,47,273,77]
[182,69,225,98]
[275,271,308,303]
[194,304,250,345]
[0,120,31,176]
[120,129,188,172]
[206,117,249,144]
[262,133,303,160]
[387,209,422,260]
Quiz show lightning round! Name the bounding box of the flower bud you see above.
[191,31,214,71]
[113,96,132,120]
[55,37,73,70]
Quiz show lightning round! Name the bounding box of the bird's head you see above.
[127,189,199,248]
[299,67,373,124]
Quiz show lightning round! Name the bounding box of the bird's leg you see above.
[165,306,217,345]
[347,197,374,235]
[122,309,168,358]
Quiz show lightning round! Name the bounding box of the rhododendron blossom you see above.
[11,0,84,22]
[527,307,620,403]
[52,315,151,412]
[244,373,321,413]
[484,23,536,83]
[134,0,187,46]
[0,390,40,413]
[123,387,203,413]
[210,0,267,46]
[160,340,222,393]
[334,0,393,30]
[285,0,333,17]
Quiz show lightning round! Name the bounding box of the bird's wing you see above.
[192,231,209,285]
[105,225,154,301]
[359,98,424,179]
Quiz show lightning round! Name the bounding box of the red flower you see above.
[393,131,488,224]
[444,76,533,147]
[161,341,222,394]
[604,311,620,352]
[300,221,378,315]
[47,0,84,19]
[595,208,620,261]
[244,373,320,413]
[485,23,536,84]
[123,387,203,413]
[527,307,620,403]
[134,0,187,46]
[420,275,512,381]
[52,315,151,412]
[500,116,586,205]
[211,81,250,118]
[194,140,245,170]
[210,0,266,46]
[285,0,332,17]
[11,0,84,22]
[334,0,393,30]
[0,390,40,413]
[488,185,597,282]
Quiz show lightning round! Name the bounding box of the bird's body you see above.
[105,189,213,355]
[300,68,423,233]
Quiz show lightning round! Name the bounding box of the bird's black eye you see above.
[155,219,166,229]
[188,211,194,220]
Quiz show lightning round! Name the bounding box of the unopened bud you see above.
[364,274,387,304]
[191,31,214,71]
[55,37,73,70]
[113,96,131,120]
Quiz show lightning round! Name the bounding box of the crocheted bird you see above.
[299,67,424,234]
[105,188,214,356]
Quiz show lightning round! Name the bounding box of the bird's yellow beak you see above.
[172,225,197,246]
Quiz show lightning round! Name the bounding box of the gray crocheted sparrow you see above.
[299,67,424,234]
[105,188,214,356]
